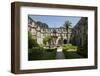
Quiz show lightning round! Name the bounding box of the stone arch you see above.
[56,37,63,46]
[63,39,67,44]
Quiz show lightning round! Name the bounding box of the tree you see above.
[28,31,39,48]
[43,36,52,47]
[63,20,72,43]
[43,37,47,46]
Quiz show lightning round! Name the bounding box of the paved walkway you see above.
[56,47,65,59]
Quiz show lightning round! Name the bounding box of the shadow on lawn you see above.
[63,51,84,59]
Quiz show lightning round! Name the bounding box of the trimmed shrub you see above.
[28,47,44,60]
[62,44,77,51]
[62,44,82,59]
[42,48,57,60]
[44,48,57,52]
[28,47,57,60]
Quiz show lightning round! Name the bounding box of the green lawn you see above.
[28,44,85,60]
[63,51,83,59]
[42,50,56,60]
[28,47,57,60]
[62,44,84,59]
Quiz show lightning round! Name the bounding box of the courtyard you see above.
[28,16,88,60]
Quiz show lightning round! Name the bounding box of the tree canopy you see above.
[43,36,52,46]
[63,20,72,29]
[63,20,72,43]
[28,32,39,48]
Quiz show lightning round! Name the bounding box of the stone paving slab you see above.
[56,47,65,59]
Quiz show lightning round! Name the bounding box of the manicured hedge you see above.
[63,50,82,59]
[62,44,82,59]
[28,47,44,60]
[44,48,57,52]
[28,47,57,60]
[42,48,57,60]
[62,44,77,50]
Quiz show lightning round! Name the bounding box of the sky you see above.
[29,15,81,28]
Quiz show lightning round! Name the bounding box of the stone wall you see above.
[70,17,88,47]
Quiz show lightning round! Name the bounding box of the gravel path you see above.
[56,47,65,59]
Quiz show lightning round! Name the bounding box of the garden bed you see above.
[62,44,83,59]
[28,47,57,60]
